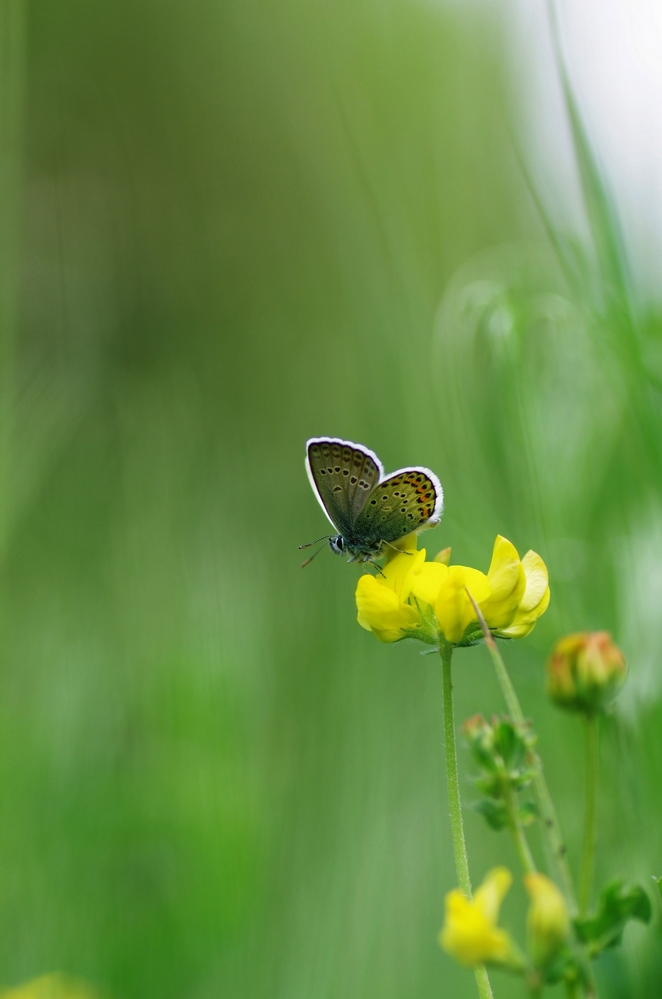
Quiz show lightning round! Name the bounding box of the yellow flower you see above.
[479,536,525,628]
[524,873,569,968]
[356,548,432,642]
[432,564,491,644]
[497,549,550,639]
[439,867,515,967]
[355,536,550,646]
[0,975,100,999]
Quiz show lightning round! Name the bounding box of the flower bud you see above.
[546,632,626,715]
[434,546,452,565]
[524,873,569,969]
[462,713,492,742]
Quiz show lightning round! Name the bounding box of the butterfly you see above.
[302,437,443,568]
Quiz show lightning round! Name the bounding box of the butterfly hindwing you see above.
[353,468,441,545]
[306,438,382,536]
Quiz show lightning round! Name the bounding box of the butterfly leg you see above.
[382,540,414,557]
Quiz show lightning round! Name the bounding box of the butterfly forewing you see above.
[307,438,381,535]
[353,469,440,544]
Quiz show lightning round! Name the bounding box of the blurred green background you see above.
[0,0,661,996]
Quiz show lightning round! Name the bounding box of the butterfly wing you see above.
[353,466,443,545]
[306,437,383,535]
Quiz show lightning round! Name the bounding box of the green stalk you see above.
[481,640,600,999]
[440,643,494,999]
[579,716,599,917]
[464,595,601,998]
[493,644,575,904]
[503,779,537,876]
[466,593,578,913]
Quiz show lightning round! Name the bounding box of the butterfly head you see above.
[329,535,346,556]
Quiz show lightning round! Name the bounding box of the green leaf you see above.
[574,881,652,953]
[474,798,508,831]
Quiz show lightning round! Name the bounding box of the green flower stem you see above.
[488,635,576,906]
[440,643,471,895]
[470,610,578,913]
[440,643,494,999]
[503,780,537,876]
[473,966,494,999]
[485,645,600,999]
[464,599,600,999]
[579,715,599,917]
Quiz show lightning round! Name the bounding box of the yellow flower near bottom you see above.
[440,867,514,967]
[0,975,100,999]
[524,873,570,968]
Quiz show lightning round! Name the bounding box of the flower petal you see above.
[435,566,490,645]
[381,548,426,601]
[524,873,569,968]
[474,866,512,922]
[480,536,526,630]
[518,550,549,612]
[355,574,420,642]
[496,550,550,639]
[439,868,514,967]
[410,560,446,606]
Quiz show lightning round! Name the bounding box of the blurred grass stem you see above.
[579,717,598,917]
[440,642,494,999]
[0,0,24,559]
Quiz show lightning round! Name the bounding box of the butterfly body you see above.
[305,437,443,564]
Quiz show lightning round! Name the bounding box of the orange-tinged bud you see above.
[434,546,452,565]
[462,714,490,741]
[546,632,626,715]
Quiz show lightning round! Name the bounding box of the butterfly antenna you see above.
[300,541,328,569]
[299,534,332,550]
